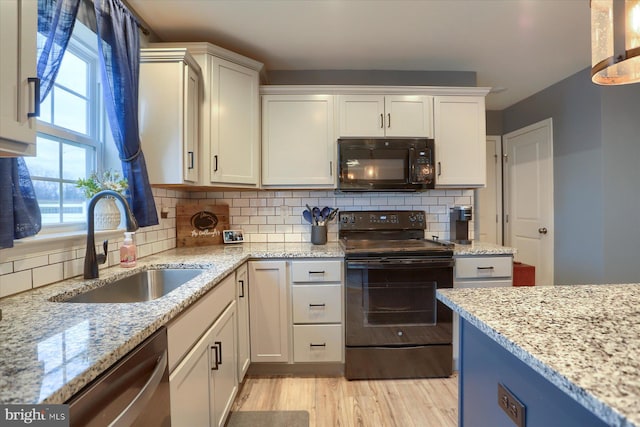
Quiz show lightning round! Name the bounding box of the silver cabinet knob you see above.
[538,227,548,234]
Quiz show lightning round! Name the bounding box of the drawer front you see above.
[292,285,342,324]
[455,256,512,279]
[293,324,342,362]
[291,260,342,283]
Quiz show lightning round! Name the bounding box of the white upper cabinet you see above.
[0,0,38,156]
[261,94,335,188]
[338,95,433,138]
[139,48,201,184]
[152,42,263,188]
[433,95,486,187]
[208,57,260,186]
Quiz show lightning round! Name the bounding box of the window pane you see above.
[25,137,60,179]
[56,50,87,96]
[62,183,86,223]
[53,87,87,135]
[33,181,61,225]
[40,93,52,124]
[62,143,90,180]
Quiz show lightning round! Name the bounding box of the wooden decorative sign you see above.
[176,204,230,247]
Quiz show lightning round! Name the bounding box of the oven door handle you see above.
[346,258,454,269]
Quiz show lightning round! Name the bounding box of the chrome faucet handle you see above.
[96,240,108,265]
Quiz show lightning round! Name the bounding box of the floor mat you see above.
[226,410,310,427]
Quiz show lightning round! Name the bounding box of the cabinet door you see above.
[183,63,200,182]
[434,96,486,187]
[0,0,37,156]
[384,95,433,137]
[236,263,250,382]
[211,302,238,427]
[169,323,214,427]
[209,57,259,186]
[338,95,385,137]
[139,50,200,185]
[249,260,289,363]
[262,95,335,187]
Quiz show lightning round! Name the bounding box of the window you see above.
[25,20,108,230]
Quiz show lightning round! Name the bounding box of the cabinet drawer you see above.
[293,325,342,362]
[292,285,342,324]
[455,256,512,279]
[291,260,342,283]
[167,273,235,372]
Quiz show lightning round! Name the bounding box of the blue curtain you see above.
[0,0,80,249]
[94,0,158,227]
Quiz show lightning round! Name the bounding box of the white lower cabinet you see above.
[291,260,343,363]
[168,273,238,427]
[452,255,513,369]
[249,260,289,363]
[236,263,250,382]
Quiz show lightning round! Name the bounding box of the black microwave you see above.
[337,138,435,191]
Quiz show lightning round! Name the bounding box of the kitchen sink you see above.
[63,268,206,303]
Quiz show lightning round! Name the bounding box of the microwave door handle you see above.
[408,147,416,184]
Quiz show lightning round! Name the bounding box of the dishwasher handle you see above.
[110,350,168,427]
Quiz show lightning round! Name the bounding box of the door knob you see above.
[538,227,548,234]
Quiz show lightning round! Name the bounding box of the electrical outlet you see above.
[498,383,526,427]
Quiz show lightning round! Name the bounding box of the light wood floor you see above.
[230,374,458,427]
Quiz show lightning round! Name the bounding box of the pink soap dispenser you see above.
[120,232,137,267]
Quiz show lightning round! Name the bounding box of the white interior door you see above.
[476,136,502,244]
[504,118,554,286]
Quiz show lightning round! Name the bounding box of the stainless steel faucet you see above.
[84,190,139,279]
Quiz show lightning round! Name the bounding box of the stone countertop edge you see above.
[0,242,343,405]
[437,287,637,427]
[453,241,517,256]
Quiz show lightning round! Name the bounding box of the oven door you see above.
[345,257,453,347]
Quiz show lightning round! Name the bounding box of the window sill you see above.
[1,229,126,263]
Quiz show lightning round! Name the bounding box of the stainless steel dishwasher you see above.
[67,327,171,426]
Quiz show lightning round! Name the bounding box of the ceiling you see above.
[127,0,592,110]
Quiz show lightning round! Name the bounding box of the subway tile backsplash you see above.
[189,189,474,243]
[0,188,473,299]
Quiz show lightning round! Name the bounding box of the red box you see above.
[513,262,535,286]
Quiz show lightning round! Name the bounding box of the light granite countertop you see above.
[437,284,640,427]
[0,242,343,405]
[452,240,516,256]
[0,239,513,406]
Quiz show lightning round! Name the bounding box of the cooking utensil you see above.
[321,206,330,221]
[303,209,313,224]
[312,207,321,224]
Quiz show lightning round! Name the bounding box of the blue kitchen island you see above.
[437,284,640,427]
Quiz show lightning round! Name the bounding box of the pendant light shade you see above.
[591,0,640,84]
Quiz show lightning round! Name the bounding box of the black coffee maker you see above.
[449,206,472,244]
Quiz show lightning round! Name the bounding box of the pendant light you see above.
[591,0,640,84]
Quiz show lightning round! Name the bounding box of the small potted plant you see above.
[76,170,128,230]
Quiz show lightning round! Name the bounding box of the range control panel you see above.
[339,210,426,231]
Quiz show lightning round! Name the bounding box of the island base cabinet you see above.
[169,301,238,427]
[459,319,608,427]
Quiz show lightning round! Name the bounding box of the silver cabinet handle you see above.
[110,351,167,427]
[538,227,548,234]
